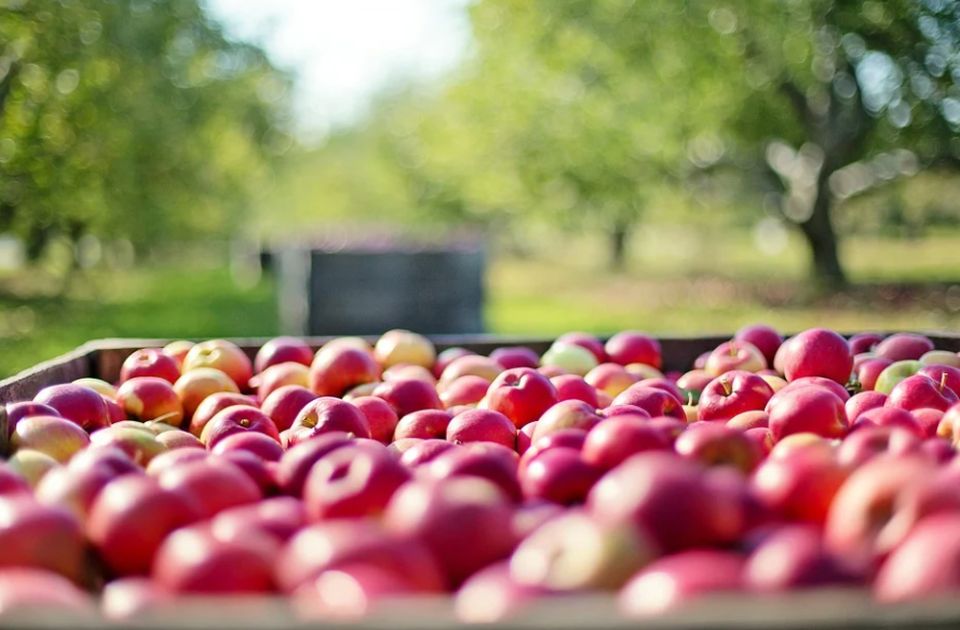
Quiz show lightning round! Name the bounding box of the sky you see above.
[204,0,473,139]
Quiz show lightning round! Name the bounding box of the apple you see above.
[152,524,274,593]
[489,346,540,370]
[874,513,960,602]
[256,387,315,435]
[439,375,490,408]
[72,377,117,399]
[0,496,86,582]
[697,371,774,422]
[186,391,254,437]
[750,445,848,525]
[845,391,887,423]
[517,421,537,455]
[918,364,960,396]
[156,429,203,451]
[745,524,854,591]
[447,409,517,448]
[675,369,714,398]
[837,426,921,470]
[611,385,685,420]
[480,367,558,429]
[253,361,309,401]
[530,400,601,443]
[605,332,661,369]
[277,519,444,593]
[215,449,275,495]
[548,374,599,407]
[0,462,30,497]
[519,448,600,504]
[182,339,253,390]
[776,376,851,402]
[425,444,522,502]
[34,459,128,523]
[432,347,475,378]
[619,550,745,617]
[87,475,203,575]
[455,561,552,623]
[886,374,958,412]
[915,408,945,438]
[210,496,307,545]
[768,433,834,460]
[705,340,767,376]
[744,427,775,457]
[398,439,459,467]
[371,378,443,418]
[585,363,639,398]
[0,568,93,614]
[309,346,381,397]
[199,405,280,448]
[161,340,195,370]
[856,358,894,392]
[875,333,935,362]
[920,350,960,368]
[6,450,59,488]
[519,430,587,476]
[852,407,924,437]
[33,383,110,431]
[11,416,89,464]
[210,431,284,462]
[115,377,183,426]
[288,397,371,444]
[100,577,170,619]
[556,332,607,364]
[634,377,685,404]
[157,459,260,519]
[734,324,782,365]
[582,416,669,471]
[89,426,165,466]
[120,348,181,385]
[779,328,853,385]
[766,386,847,441]
[254,336,313,373]
[512,500,565,539]
[392,409,452,441]
[540,342,598,376]
[303,445,410,520]
[674,424,762,473]
[439,355,502,387]
[174,368,240,419]
[848,332,885,355]
[274,432,354,497]
[374,329,436,369]
[726,410,769,431]
[4,402,62,438]
[588,452,742,552]
[292,564,414,620]
[70,446,139,477]
[384,477,516,587]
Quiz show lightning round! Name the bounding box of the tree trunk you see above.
[609,218,631,271]
[798,174,847,290]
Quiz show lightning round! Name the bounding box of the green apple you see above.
[875,360,923,394]
[920,351,960,368]
[541,343,598,376]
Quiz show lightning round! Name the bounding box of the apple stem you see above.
[721,379,733,396]
[941,371,949,392]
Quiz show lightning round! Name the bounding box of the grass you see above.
[1,228,959,379]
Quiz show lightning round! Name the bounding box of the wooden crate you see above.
[1,332,960,628]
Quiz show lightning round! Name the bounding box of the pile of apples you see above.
[2,326,960,620]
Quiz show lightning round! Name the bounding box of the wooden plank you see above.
[0,343,99,404]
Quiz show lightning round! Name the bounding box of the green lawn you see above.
[1,230,959,379]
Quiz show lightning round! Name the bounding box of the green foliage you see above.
[0,0,291,260]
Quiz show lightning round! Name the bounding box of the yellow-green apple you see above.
[372,378,443,418]
[779,328,852,385]
[759,374,789,392]
[604,331,662,369]
[303,445,411,520]
[382,364,435,384]
[120,348,181,385]
[734,324,783,366]
[72,378,117,399]
[174,368,240,419]
[0,496,86,582]
[624,363,664,380]
[674,424,762,473]
[705,340,767,377]
[766,386,847,441]
[7,450,60,488]
[585,363,639,398]
[480,368,558,429]
[11,416,89,463]
[4,402,61,438]
[447,409,516,448]
[697,371,775,422]
[489,346,540,370]
[619,550,745,617]
[556,332,607,364]
[33,383,111,431]
[611,385,685,421]
[254,336,313,373]
[582,415,669,471]
[115,377,183,426]
[540,343,598,376]
[309,345,381,397]
[182,340,253,390]
[374,329,435,369]
[920,350,960,368]
[887,374,958,411]
[155,429,203,451]
[836,426,921,468]
[200,405,280,448]
[90,426,166,466]
[161,340,195,370]
[875,333,935,362]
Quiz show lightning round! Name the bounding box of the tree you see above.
[0,0,291,262]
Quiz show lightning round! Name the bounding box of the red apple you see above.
[4,402,62,438]
[875,513,960,602]
[619,550,745,617]
[439,375,490,408]
[726,410,769,431]
[745,524,854,591]
[852,406,924,437]
[380,364,436,385]
[433,347,475,378]
[675,369,714,396]
[309,346,381,397]
[750,445,848,525]
[374,329,435,369]
[120,348,181,384]
[480,368,558,429]
[582,416,669,471]
[849,332,885,355]
[766,386,847,441]
[0,496,85,582]
[304,445,410,520]
[604,332,661,369]
[260,385,317,434]
[734,324,782,366]
[210,431,284,462]
[517,421,537,455]
[35,459,132,524]
[776,376,851,402]
[157,459,260,519]
[254,336,313,373]
[744,427,775,457]
[520,448,600,505]
[33,383,110,431]
[585,363,639,398]
[254,361,309,401]
[837,426,921,468]
[182,339,253,390]
[162,340,195,370]
[779,328,853,385]
[887,373,958,412]
[447,408,517,448]
[11,416,90,463]
[705,340,767,376]
[115,377,183,426]
[531,400,601,442]
[698,371,774,422]
[0,462,30,497]
[845,391,887,423]
[273,432,354,496]
[393,409,452,440]
[611,385,685,421]
[199,404,280,448]
[455,561,553,623]
[210,496,307,545]
[914,408,945,438]
[384,477,516,587]
[0,569,92,614]
[519,429,587,476]
[426,443,522,502]
[174,368,240,419]
[875,333,935,362]
[674,424,762,473]
[87,475,203,575]
[588,452,742,552]
[490,346,541,370]
[439,355,501,386]
[152,524,274,593]
[186,391,253,437]
[288,397,371,444]
[398,439,460,468]
[550,374,599,407]
[371,378,443,418]
[856,357,894,391]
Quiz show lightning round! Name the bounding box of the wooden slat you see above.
[0,343,99,404]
